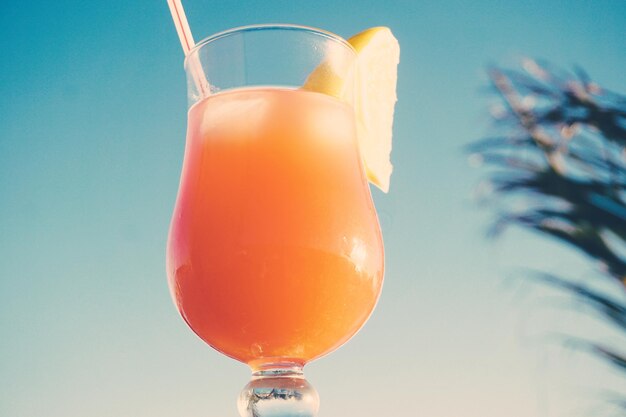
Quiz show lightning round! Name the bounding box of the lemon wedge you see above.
[303,27,400,192]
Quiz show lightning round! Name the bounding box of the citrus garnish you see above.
[303,27,400,192]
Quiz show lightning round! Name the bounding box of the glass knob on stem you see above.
[237,365,319,417]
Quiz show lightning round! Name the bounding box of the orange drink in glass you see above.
[166,25,388,417]
[168,87,384,366]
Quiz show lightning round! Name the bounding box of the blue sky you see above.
[1,1,625,416]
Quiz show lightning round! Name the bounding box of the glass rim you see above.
[184,23,356,67]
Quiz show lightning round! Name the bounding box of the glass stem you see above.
[237,364,319,417]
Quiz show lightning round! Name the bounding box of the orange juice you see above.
[167,88,384,366]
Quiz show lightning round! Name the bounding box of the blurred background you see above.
[1,1,625,416]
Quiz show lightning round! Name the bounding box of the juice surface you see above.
[167,88,384,366]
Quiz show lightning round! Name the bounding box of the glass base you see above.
[237,364,319,417]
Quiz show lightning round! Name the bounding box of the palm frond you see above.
[529,272,626,331]
[470,60,626,408]
[473,61,626,283]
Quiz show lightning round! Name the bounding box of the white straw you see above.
[167,0,195,53]
[167,0,209,97]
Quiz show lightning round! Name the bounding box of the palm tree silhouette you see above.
[468,59,626,413]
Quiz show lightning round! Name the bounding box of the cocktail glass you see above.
[166,24,384,417]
